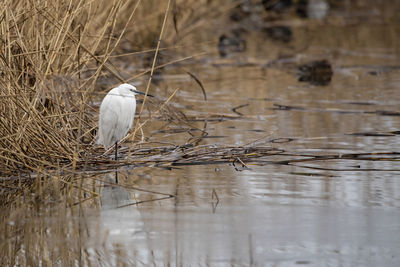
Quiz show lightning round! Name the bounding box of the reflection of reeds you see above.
[0,177,106,266]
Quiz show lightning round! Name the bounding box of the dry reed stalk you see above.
[129,0,172,150]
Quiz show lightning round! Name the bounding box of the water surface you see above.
[3,1,400,266]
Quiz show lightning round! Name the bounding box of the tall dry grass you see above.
[0,0,226,194]
[0,0,121,177]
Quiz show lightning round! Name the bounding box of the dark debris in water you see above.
[290,171,339,177]
[347,131,399,137]
[218,30,247,58]
[262,0,329,19]
[262,0,293,13]
[263,26,292,43]
[273,103,305,111]
[230,2,252,22]
[297,59,333,86]
[296,0,308,18]
[270,103,400,117]
[231,103,249,116]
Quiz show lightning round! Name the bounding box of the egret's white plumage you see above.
[97,83,138,149]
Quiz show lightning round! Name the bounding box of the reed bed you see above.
[0,0,227,193]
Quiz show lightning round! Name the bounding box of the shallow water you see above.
[3,1,400,266]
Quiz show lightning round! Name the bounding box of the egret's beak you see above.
[134,90,154,97]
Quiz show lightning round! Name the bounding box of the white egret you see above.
[97,83,152,182]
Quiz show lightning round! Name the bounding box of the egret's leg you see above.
[115,141,118,184]
[115,141,118,160]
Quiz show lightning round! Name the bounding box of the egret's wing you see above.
[98,90,122,148]
[97,89,136,149]
[116,95,136,136]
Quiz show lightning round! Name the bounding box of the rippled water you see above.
[3,1,400,266]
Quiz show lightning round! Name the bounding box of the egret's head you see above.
[118,83,154,97]
[118,83,137,94]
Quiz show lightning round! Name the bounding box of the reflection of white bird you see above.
[97,84,152,181]
[98,173,144,247]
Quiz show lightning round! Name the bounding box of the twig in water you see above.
[186,71,207,101]
[116,195,174,208]
[233,157,250,171]
[231,103,249,116]
[211,188,219,213]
